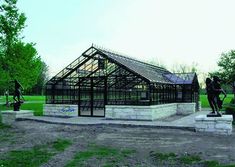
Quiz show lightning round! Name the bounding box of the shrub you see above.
[230,98,235,104]
[225,105,235,119]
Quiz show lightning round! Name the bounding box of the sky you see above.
[17,0,235,77]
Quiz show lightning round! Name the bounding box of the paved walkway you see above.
[17,111,211,130]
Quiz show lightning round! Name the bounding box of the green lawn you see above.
[0,96,45,116]
[65,144,136,167]
[0,95,45,103]
[0,138,72,167]
[200,94,234,108]
[150,151,235,167]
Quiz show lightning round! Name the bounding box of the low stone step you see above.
[1,110,34,125]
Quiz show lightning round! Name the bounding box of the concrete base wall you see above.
[195,115,233,135]
[177,103,196,115]
[152,104,177,120]
[43,102,195,119]
[105,105,152,120]
[1,110,34,125]
[43,104,78,117]
[105,103,196,121]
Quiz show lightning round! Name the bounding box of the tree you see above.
[7,42,42,90]
[30,61,49,95]
[0,0,27,92]
[0,0,26,47]
[210,50,235,84]
[171,62,198,73]
[0,0,47,98]
[146,58,166,68]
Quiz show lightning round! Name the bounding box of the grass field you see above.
[200,94,234,108]
[0,96,45,116]
[0,138,72,167]
[0,95,45,103]
[65,144,136,167]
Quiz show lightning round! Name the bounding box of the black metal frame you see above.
[46,46,200,117]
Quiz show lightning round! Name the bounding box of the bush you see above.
[224,96,235,119]
[225,105,235,119]
[230,98,235,104]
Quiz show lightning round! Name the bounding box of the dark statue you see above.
[205,76,226,117]
[13,79,24,111]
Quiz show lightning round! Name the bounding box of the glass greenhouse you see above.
[46,45,200,117]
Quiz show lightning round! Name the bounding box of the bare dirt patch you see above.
[0,121,235,167]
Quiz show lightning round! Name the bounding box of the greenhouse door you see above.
[79,77,105,117]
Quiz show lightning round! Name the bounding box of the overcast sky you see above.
[18,0,235,77]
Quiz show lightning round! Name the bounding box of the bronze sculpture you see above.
[206,76,226,117]
[13,79,24,111]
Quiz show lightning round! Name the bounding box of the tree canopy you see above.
[210,50,235,85]
[0,0,47,93]
[0,0,26,47]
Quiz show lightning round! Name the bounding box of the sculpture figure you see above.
[13,79,24,111]
[206,76,226,117]
[213,76,226,109]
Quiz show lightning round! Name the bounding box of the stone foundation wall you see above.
[43,104,78,117]
[195,115,233,135]
[105,103,195,121]
[43,102,196,119]
[105,105,153,120]
[177,103,196,115]
[152,104,177,120]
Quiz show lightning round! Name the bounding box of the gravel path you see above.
[0,120,235,167]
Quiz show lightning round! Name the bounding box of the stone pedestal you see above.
[196,101,201,111]
[195,115,233,135]
[1,110,34,125]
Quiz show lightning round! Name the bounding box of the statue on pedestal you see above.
[13,79,24,111]
[206,76,226,117]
